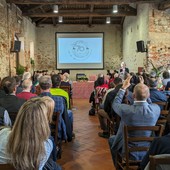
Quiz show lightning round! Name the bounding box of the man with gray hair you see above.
[109,76,160,165]
[39,75,73,142]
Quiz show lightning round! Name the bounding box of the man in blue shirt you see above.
[109,76,160,165]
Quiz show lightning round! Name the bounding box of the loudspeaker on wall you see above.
[136,40,146,52]
[11,40,21,52]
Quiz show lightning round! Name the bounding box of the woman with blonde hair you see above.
[0,97,59,170]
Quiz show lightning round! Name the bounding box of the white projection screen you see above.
[56,32,104,69]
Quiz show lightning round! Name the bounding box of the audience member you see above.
[14,75,22,94]
[109,76,160,165]
[39,75,73,142]
[0,77,25,123]
[50,74,70,109]
[17,79,37,100]
[149,79,167,109]
[0,97,61,170]
[162,71,170,87]
[0,77,8,98]
[140,120,170,170]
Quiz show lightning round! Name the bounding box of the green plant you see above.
[30,58,35,65]
[148,60,164,77]
[16,64,25,75]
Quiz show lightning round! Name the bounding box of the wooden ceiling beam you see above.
[89,5,94,26]
[159,1,170,10]
[23,10,137,17]
[6,0,160,5]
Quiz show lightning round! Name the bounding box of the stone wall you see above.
[0,0,36,78]
[123,4,149,73]
[35,25,122,80]
[147,5,170,71]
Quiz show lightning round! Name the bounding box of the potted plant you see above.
[16,64,25,75]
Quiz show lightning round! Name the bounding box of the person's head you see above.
[7,97,50,170]
[148,78,158,89]
[22,79,33,91]
[3,77,16,94]
[133,83,150,101]
[39,75,52,90]
[149,71,156,79]
[22,72,32,81]
[14,76,22,86]
[113,77,122,86]
[51,74,61,88]
[63,72,70,82]
[109,82,115,89]
[121,62,126,68]
[41,96,55,123]
[163,71,170,79]
[97,77,104,86]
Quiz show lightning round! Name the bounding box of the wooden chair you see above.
[0,164,15,170]
[157,110,169,126]
[154,101,168,110]
[116,125,164,170]
[50,112,62,159]
[149,154,170,170]
[59,86,73,109]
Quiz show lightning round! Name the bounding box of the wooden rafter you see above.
[159,1,170,10]
[6,0,161,5]
[23,10,137,18]
[89,5,94,26]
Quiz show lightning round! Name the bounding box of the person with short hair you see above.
[0,77,25,123]
[17,79,37,100]
[109,76,160,165]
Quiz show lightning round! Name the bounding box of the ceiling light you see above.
[58,16,63,23]
[113,5,118,13]
[106,17,111,24]
[53,5,58,13]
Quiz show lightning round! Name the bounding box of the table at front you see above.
[72,81,94,99]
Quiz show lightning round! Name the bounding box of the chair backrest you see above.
[154,101,168,110]
[50,112,60,145]
[149,154,170,170]
[0,164,15,170]
[59,86,72,109]
[157,110,169,123]
[124,125,164,169]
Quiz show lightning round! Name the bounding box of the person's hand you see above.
[139,75,144,84]
[122,75,132,90]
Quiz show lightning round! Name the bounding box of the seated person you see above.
[17,79,37,100]
[162,71,170,87]
[109,76,160,165]
[50,74,70,109]
[149,78,167,109]
[0,97,61,170]
[0,106,11,126]
[98,78,122,138]
[0,76,25,123]
[39,75,73,142]
[140,120,170,170]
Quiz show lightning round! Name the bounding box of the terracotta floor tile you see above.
[58,99,115,170]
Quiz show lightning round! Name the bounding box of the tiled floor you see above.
[58,99,115,170]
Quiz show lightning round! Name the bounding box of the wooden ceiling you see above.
[6,0,170,26]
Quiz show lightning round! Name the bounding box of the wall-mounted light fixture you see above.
[113,5,118,13]
[106,17,111,24]
[53,5,58,13]
[58,16,63,23]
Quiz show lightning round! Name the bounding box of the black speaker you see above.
[136,40,145,52]
[11,41,21,52]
